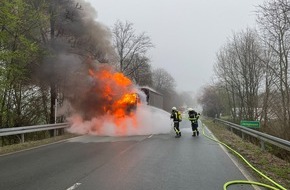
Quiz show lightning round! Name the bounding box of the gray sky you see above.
[85,0,264,93]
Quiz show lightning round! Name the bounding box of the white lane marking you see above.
[66,183,81,190]
[148,134,153,138]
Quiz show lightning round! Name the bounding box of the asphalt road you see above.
[0,120,255,190]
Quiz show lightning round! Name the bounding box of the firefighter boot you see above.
[192,131,196,137]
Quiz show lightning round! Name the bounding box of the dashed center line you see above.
[66,183,81,190]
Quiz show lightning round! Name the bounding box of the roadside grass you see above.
[202,118,290,189]
[0,133,78,156]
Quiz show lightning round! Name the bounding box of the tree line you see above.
[198,0,290,140]
[0,0,193,137]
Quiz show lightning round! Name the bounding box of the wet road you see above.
[0,120,255,190]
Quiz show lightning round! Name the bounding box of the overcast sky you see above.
[85,0,264,94]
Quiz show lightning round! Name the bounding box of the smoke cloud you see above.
[67,105,172,136]
[33,0,171,136]
[34,0,117,88]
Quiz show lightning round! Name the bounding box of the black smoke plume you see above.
[33,0,118,120]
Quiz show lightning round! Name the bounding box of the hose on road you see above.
[201,123,287,190]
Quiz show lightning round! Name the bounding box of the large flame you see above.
[87,66,139,134]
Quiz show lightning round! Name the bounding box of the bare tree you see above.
[215,45,240,121]
[127,55,153,86]
[257,0,290,139]
[256,40,276,130]
[151,68,179,111]
[112,20,154,76]
[152,68,176,93]
[232,29,264,120]
[198,84,224,117]
[215,29,264,121]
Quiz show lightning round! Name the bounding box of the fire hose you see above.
[201,122,287,190]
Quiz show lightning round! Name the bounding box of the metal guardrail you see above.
[0,123,70,143]
[214,118,290,152]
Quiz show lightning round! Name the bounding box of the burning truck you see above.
[85,66,162,119]
[86,66,141,118]
[66,64,166,136]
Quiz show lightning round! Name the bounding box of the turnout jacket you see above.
[171,110,182,122]
[188,110,199,124]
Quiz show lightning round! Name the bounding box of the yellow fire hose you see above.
[201,122,287,190]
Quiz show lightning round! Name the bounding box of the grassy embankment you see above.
[202,118,290,189]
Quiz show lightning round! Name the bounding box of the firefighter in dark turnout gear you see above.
[170,107,182,138]
[188,108,199,136]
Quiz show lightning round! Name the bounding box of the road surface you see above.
[0,120,255,190]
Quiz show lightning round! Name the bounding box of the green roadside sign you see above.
[240,120,260,128]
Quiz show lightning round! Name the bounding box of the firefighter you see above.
[188,108,199,136]
[170,107,182,138]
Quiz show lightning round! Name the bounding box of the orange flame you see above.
[88,67,139,135]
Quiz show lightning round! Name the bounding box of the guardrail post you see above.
[241,132,245,140]
[260,140,265,151]
[53,129,57,137]
[21,134,24,143]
